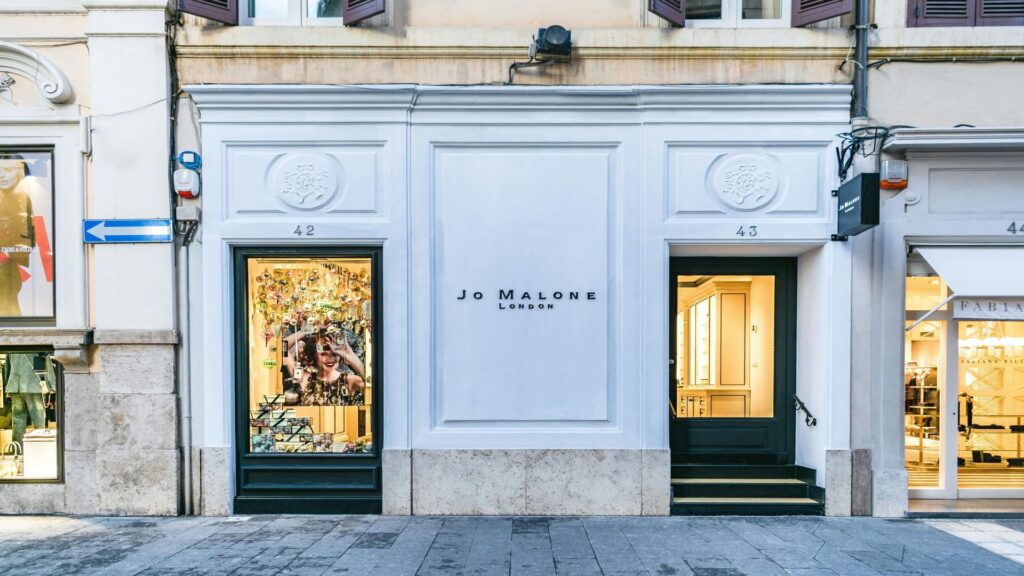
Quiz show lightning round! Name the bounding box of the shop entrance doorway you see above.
[232,247,383,514]
[669,257,797,463]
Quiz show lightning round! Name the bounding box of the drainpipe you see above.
[852,0,870,121]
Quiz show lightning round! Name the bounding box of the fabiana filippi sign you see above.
[954,298,1024,320]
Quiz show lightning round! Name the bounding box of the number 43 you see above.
[736,225,758,237]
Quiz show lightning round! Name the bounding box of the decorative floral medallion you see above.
[709,154,780,211]
[268,153,344,210]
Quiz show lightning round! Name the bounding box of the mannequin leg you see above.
[23,393,46,431]
[10,393,26,445]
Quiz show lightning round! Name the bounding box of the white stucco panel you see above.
[226,144,383,218]
[667,145,826,219]
[433,146,614,424]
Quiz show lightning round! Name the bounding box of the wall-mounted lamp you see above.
[508,25,573,84]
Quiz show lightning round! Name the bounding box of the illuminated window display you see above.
[674,275,775,419]
[0,350,60,481]
[0,150,55,320]
[904,268,1024,492]
[245,256,373,455]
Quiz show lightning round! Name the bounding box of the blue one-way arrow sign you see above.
[83,219,173,244]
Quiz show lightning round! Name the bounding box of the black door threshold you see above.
[233,496,382,515]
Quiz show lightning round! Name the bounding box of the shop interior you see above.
[246,257,373,455]
[905,269,1024,491]
[674,275,775,419]
[0,350,59,480]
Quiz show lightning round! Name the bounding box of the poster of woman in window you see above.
[0,151,54,319]
[251,260,371,408]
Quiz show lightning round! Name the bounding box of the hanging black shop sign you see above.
[834,172,880,240]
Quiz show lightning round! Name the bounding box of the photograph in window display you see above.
[0,151,54,319]
[249,260,373,455]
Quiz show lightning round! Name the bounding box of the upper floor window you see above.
[907,0,1024,26]
[649,0,850,27]
[178,0,384,25]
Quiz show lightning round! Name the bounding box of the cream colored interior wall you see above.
[750,275,775,418]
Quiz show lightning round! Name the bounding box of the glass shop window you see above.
[0,350,61,481]
[246,256,374,455]
[0,149,56,322]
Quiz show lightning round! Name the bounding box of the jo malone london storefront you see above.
[187,84,854,515]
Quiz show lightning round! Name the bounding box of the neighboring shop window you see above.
[245,255,374,455]
[0,150,55,322]
[0,350,61,481]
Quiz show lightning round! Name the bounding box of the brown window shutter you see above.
[976,0,1024,25]
[343,0,385,25]
[907,0,974,26]
[792,0,852,26]
[649,0,686,26]
[177,0,237,25]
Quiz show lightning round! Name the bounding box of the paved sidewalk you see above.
[1,515,1024,576]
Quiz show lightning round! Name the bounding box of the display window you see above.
[0,349,61,481]
[0,149,55,322]
[904,263,1024,493]
[244,254,374,455]
[674,274,775,418]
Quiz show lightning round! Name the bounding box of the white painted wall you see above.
[189,85,852,506]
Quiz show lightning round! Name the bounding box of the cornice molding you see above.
[0,40,73,104]
[884,128,1024,154]
[187,84,850,126]
[174,44,1024,62]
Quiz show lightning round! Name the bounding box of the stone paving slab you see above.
[1,516,1024,575]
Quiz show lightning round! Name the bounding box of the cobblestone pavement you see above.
[1,515,1024,576]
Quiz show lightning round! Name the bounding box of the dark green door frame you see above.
[668,257,797,464]
[232,246,383,514]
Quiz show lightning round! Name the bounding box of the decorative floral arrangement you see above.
[340,439,371,454]
[252,262,372,347]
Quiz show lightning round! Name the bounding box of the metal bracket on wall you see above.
[830,189,848,241]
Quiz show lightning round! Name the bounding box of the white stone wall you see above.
[190,84,851,515]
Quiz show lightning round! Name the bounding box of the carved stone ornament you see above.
[0,40,72,104]
[268,153,344,211]
[709,153,780,211]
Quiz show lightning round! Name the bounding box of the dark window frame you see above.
[0,347,65,484]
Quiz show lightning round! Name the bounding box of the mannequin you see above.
[4,353,50,445]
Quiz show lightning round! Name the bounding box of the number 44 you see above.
[1010,222,1022,234]
[736,225,758,238]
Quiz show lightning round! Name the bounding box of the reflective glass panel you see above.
[742,0,781,19]
[905,320,945,489]
[307,0,342,17]
[686,0,723,19]
[251,0,290,18]
[957,320,1024,489]
[246,257,374,455]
